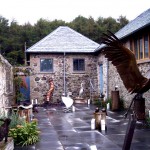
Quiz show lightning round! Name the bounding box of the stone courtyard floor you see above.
[14,103,150,150]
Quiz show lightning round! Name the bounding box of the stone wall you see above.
[29,53,99,103]
[0,55,14,115]
[101,55,150,111]
[29,52,150,111]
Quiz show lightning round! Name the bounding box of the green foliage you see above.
[146,117,150,128]
[0,109,39,146]
[9,110,26,129]
[9,120,40,146]
[94,96,125,111]
[119,96,125,110]
[93,97,108,108]
[14,76,24,102]
[93,98,101,108]
[0,15,129,66]
[105,97,112,109]
[0,109,25,128]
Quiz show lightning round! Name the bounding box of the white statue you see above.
[79,82,84,98]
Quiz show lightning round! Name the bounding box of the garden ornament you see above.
[0,118,11,142]
[46,78,54,102]
[79,82,84,98]
[61,93,73,112]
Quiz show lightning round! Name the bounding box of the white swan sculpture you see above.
[61,93,73,112]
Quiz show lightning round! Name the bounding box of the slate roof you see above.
[115,8,150,39]
[26,26,100,53]
[95,8,150,51]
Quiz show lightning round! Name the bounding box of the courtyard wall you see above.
[0,55,14,115]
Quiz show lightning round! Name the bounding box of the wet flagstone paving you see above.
[14,104,150,150]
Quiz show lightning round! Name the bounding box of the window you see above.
[139,36,143,59]
[40,58,53,72]
[133,34,149,60]
[134,38,138,59]
[144,34,149,58]
[73,59,85,71]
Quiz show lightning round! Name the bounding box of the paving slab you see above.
[14,104,150,150]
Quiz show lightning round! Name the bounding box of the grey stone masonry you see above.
[29,53,99,103]
[101,56,150,111]
[0,55,14,115]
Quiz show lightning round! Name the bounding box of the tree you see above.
[0,15,129,66]
[117,15,129,29]
[69,15,89,34]
[0,16,9,55]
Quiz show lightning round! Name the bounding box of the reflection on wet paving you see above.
[45,105,121,150]
[14,104,150,150]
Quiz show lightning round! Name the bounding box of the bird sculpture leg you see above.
[124,93,145,119]
[124,98,134,119]
[133,94,145,121]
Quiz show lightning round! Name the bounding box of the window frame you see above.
[40,58,53,72]
[132,33,150,61]
[144,34,149,58]
[73,58,85,72]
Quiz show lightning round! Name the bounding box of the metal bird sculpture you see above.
[100,31,150,117]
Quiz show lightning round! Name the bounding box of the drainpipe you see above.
[106,59,109,99]
[63,52,66,96]
[24,42,27,66]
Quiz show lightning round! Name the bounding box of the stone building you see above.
[0,54,14,114]
[97,8,150,110]
[26,26,100,103]
[26,9,150,110]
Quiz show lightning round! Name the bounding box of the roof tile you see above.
[26,26,100,53]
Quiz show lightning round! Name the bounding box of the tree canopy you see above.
[0,15,129,65]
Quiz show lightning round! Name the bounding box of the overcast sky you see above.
[0,0,150,25]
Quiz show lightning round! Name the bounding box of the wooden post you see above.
[111,91,120,111]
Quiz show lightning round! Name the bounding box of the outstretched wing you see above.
[101,31,149,94]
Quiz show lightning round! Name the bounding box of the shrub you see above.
[146,117,150,128]
[4,110,40,147]
[9,110,26,129]
[119,96,125,110]
[9,120,40,146]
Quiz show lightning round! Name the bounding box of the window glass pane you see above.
[78,59,85,71]
[134,39,138,59]
[73,59,85,71]
[139,36,143,59]
[73,59,78,71]
[40,59,53,72]
[144,34,149,58]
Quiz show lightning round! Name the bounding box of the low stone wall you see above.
[0,54,14,115]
